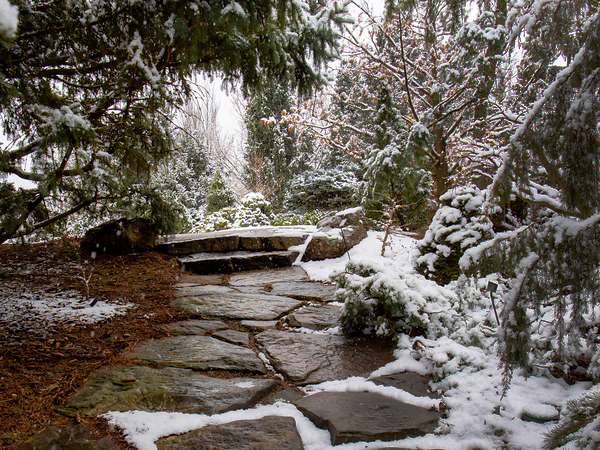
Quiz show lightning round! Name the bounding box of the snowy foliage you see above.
[193,192,322,232]
[336,260,493,373]
[285,167,360,212]
[416,186,494,285]
[544,389,600,450]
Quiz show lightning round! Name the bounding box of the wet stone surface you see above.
[239,320,279,332]
[156,416,304,450]
[64,366,278,416]
[286,304,341,330]
[255,329,396,385]
[173,285,303,321]
[294,391,440,445]
[16,424,118,450]
[127,335,266,373]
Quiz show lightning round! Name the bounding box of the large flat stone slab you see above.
[126,336,266,373]
[235,282,337,303]
[64,366,277,416]
[294,391,440,445]
[156,416,304,450]
[156,416,303,450]
[158,227,313,255]
[174,285,303,321]
[229,267,310,285]
[287,304,341,330]
[255,330,395,385]
[179,250,299,274]
[160,319,228,336]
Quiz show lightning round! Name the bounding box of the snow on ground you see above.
[0,280,132,338]
[102,230,593,449]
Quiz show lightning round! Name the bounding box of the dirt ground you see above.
[0,239,190,449]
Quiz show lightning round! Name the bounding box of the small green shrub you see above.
[415,186,494,285]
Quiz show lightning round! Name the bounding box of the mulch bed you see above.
[0,239,189,449]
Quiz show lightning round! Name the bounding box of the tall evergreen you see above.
[243,83,313,208]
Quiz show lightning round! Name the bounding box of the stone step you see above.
[158,226,313,256]
[179,250,299,274]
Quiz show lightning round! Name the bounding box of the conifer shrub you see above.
[204,171,236,214]
[285,167,360,212]
[416,186,495,285]
[544,389,600,450]
[337,260,459,338]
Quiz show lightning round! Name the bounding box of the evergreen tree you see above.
[461,1,600,382]
[0,0,351,244]
[362,81,431,229]
[205,171,236,214]
[243,83,313,208]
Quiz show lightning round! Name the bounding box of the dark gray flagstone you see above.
[294,391,440,445]
[212,329,251,346]
[286,304,341,330]
[173,286,303,320]
[156,416,303,450]
[160,319,228,336]
[126,336,266,373]
[255,329,395,385]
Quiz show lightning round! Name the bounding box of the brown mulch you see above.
[0,239,190,450]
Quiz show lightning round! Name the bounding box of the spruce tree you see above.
[0,0,351,244]
[205,171,236,215]
[362,81,431,229]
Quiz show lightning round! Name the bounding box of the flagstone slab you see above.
[294,391,440,445]
[64,366,277,416]
[179,250,300,274]
[255,330,395,385]
[286,304,341,330]
[16,424,117,450]
[160,319,228,336]
[236,282,337,303]
[173,286,303,321]
[126,336,266,373]
[156,416,303,450]
[229,267,310,285]
[371,372,440,399]
[158,227,313,255]
[212,329,251,346]
[267,387,305,404]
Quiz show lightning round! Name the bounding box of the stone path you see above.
[21,258,443,449]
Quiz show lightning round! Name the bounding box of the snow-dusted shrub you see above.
[192,194,273,232]
[285,167,360,212]
[544,389,600,450]
[337,260,459,337]
[240,192,272,216]
[205,171,236,214]
[416,186,494,285]
[193,207,237,232]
